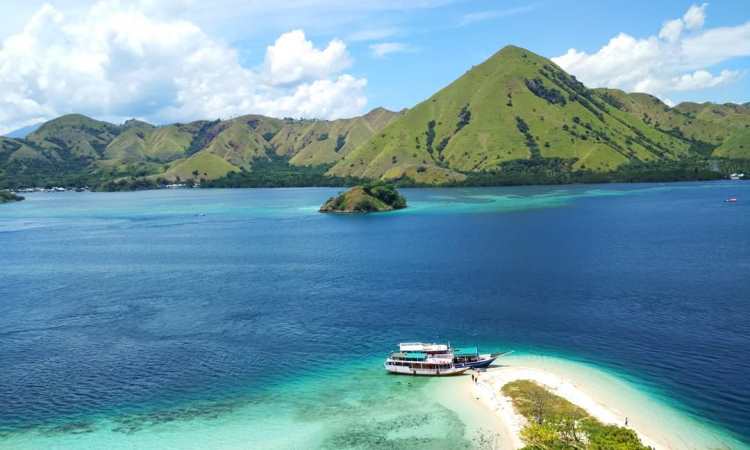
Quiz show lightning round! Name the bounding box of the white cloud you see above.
[0,1,367,134]
[658,3,707,42]
[369,42,413,58]
[459,5,536,27]
[658,19,684,42]
[671,69,739,91]
[553,4,748,101]
[264,30,351,86]
[683,3,707,30]
[681,22,750,66]
[256,75,367,119]
[347,27,400,42]
[0,0,455,43]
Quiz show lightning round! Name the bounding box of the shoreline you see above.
[6,177,745,194]
[471,365,661,449]
[0,355,746,449]
[458,354,744,450]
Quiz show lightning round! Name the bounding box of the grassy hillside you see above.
[594,89,727,152]
[672,102,750,159]
[0,109,399,188]
[329,46,700,181]
[1,44,748,190]
[164,152,240,182]
[675,102,750,129]
[274,108,400,166]
[26,114,121,160]
[714,128,750,159]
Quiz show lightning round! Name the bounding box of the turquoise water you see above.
[1,182,748,448]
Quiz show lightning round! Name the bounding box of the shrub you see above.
[335,134,346,152]
[456,105,472,132]
[425,120,436,153]
[525,78,567,106]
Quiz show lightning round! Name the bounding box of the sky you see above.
[0,0,749,134]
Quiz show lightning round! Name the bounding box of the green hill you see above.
[0,108,400,189]
[714,127,750,159]
[1,44,748,190]
[673,102,750,159]
[283,107,401,166]
[27,114,121,160]
[319,183,407,213]
[328,46,711,181]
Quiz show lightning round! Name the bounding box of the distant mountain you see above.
[4,123,43,139]
[1,45,748,190]
[0,109,401,188]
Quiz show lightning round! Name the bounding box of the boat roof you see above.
[391,351,427,359]
[454,346,479,357]
[399,342,449,352]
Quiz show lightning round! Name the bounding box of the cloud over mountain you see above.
[0,1,367,134]
[552,3,747,102]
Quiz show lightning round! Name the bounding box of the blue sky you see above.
[0,0,748,133]
[336,0,750,110]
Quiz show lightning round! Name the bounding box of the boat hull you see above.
[384,364,469,376]
[457,356,496,369]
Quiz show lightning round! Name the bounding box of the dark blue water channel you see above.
[0,182,748,444]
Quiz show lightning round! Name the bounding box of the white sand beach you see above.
[470,365,660,449]
[461,354,742,450]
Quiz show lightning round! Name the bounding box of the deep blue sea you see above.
[1,182,748,448]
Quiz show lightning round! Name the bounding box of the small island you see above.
[320,183,407,213]
[0,190,24,204]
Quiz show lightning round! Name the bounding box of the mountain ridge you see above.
[1,45,748,189]
[327,45,745,182]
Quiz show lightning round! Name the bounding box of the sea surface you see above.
[0,182,748,449]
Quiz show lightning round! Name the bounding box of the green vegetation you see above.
[328,45,750,183]
[319,182,407,213]
[203,155,361,188]
[0,108,400,190]
[1,45,749,190]
[502,380,650,450]
[714,128,750,159]
[0,190,24,203]
[97,178,166,192]
[328,45,694,180]
[456,158,723,186]
[714,158,750,176]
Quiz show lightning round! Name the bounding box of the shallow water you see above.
[1,182,748,448]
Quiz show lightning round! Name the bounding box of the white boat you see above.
[384,351,469,376]
[384,342,500,376]
[730,173,745,180]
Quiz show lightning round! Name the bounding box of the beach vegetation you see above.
[0,190,24,203]
[503,380,650,450]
